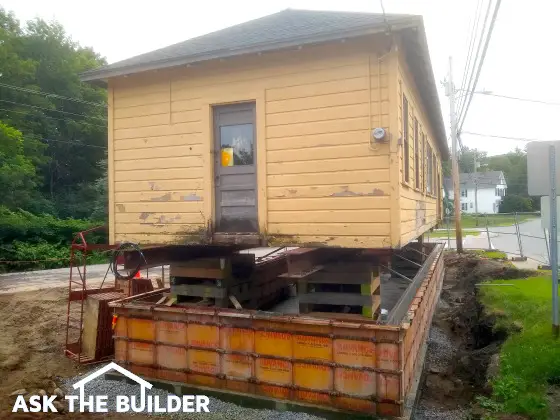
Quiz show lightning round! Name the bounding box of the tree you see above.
[499,194,533,213]
[0,121,49,212]
[0,7,108,219]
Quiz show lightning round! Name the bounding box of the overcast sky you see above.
[3,0,558,157]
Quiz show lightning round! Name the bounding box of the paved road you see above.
[0,264,168,294]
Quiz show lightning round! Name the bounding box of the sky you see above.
[2,0,559,157]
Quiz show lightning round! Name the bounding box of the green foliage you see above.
[479,276,560,419]
[0,6,107,219]
[0,206,107,272]
[499,194,533,213]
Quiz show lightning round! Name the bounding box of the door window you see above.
[220,124,254,166]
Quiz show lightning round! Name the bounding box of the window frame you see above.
[414,118,420,189]
[402,95,410,184]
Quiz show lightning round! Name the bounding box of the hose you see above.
[110,242,147,281]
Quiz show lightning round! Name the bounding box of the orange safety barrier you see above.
[109,245,444,417]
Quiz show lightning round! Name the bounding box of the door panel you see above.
[214,103,258,233]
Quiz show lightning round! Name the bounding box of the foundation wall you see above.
[109,244,444,417]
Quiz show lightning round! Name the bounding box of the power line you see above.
[0,99,106,121]
[0,107,106,129]
[475,91,560,106]
[457,0,483,113]
[0,82,107,108]
[22,133,107,149]
[458,0,502,132]
[462,131,560,142]
[457,0,493,126]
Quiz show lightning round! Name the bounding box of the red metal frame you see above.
[64,226,117,364]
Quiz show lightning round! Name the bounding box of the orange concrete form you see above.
[108,244,444,417]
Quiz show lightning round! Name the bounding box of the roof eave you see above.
[80,16,421,83]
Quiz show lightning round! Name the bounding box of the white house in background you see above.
[444,171,507,214]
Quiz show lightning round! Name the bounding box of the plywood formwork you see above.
[108,243,444,418]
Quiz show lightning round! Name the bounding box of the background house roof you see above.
[80,9,448,158]
[444,171,506,191]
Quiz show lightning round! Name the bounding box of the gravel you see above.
[414,407,466,420]
[424,325,455,374]
[62,369,325,420]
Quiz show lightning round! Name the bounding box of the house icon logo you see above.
[12,362,210,414]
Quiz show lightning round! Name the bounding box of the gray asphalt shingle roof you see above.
[80,9,448,158]
[444,171,506,191]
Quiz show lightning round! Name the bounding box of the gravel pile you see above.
[414,407,466,420]
[62,371,325,420]
[424,326,455,374]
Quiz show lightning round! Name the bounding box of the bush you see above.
[0,206,107,272]
[499,195,533,213]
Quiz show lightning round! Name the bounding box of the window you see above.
[403,95,410,183]
[470,202,473,209]
[461,203,468,211]
[495,187,506,197]
[220,124,254,166]
[461,189,468,197]
[426,143,433,194]
[432,149,437,195]
[414,118,420,189]
[421,132,426,191]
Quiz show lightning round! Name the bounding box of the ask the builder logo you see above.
[13,362,210,413]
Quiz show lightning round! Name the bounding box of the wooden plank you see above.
[114,113,170,130]
[278,265,324,279]
[268,223,390,236]
[114,201,205,214]
[266,90,370,114]
[115,212,204,225]
[114,156,203,171]
[267,169,390,187]
[171,284,226,299]
[298,292,372,306]
[171,266,225,279]
[266,130,371,152]
[115,223,205,235]
[266,103,369,126]
[171,110,202,124]
[268,234,390,249]
[114,167,203,182]
[267,143,372,163]
[171,98,202,112]
[114,80,170,99]
[115,179,204,193]
[114,102,171,119]
[108,85,116,244]
[267,184,390,200]
[267,155,389,175]
[266,116,369,139]
[268,196,390,211]
[114,133,202,151]
[114,144,203,161]
[268,209,390,224]
[304,311,380,324]
[114,121,201,140]
[114,91,170,108]
[114,190,204,203]
[306,271,371,285]
[266,76,368,101]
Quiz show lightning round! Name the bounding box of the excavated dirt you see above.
[0,288,145,419]
[415,252,536,419]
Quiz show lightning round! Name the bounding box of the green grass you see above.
[459,213,537,229]
[470,250,508,260]
[428,229,481,238]
[479,276,560,419]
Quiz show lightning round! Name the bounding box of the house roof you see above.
[443,171,506,191]
[80,9,448,158]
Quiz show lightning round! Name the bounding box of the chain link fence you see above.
[425,212,550,266]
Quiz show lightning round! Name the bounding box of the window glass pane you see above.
[220,124,254,166]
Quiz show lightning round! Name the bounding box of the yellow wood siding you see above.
[395,39,442,246]
[107,35,442,248]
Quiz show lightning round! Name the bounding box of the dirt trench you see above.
[415,252,536,419]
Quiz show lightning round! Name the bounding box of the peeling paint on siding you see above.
[139,212,152,220]
[415,200,427,229]
[148,182,160,191]
[331,186,387,197]
[181,193,203,201]
[116,204,125,212]
[151,192,172,202]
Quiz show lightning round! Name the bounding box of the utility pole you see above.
[474,150,479,226]
[447,57,463,252]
